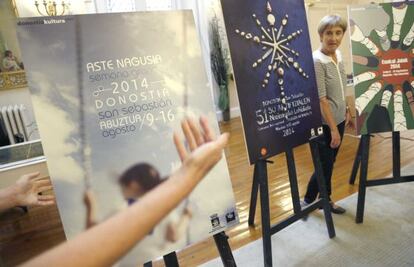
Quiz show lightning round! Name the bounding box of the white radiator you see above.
[0,104,36,144]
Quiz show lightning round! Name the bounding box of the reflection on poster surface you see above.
[221,0,323,164]
[17,11,238,265]
[349,1,414,134]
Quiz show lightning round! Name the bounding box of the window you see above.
[145,0,172,10]
[107,0,135,12]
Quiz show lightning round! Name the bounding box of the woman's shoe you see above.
[300,200,312,221]
[330,203,346,214]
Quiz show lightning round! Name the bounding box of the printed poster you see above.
[349,1,414,134]
[17,11,238,266]
[221,0,323,164]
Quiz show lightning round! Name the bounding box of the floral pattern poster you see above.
[349,1,414,134]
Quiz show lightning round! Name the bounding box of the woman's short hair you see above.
[317,14,347,36]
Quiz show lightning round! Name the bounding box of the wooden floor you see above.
[1,117,414,266]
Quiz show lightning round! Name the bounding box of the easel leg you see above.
[285,149,301,213]
[392,131,401,179]
[356,134,371,223]
[349,137,362,185]
[248,164,259,226]
[309,138,336,238]
[258,160,272,267]
[163,251,179,267]
[213,232,236,267]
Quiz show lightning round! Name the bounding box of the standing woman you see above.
[303,15,353,213]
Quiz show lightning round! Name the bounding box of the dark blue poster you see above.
[221,0,322,164]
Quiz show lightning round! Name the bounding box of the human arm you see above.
[320,97,341,148]
[22,117,229,267]
[0,172,54,212]
[345,104,355,130]
[83,189,98,229]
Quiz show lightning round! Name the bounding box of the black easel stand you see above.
[348,134,373,185]
[163,251,180,267]
[348,137,363,185]
[248,136,335,267]
[214,231,237,267]
[143,231,236,267]
[356,131,414,223]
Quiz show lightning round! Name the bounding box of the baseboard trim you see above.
[216,106,241,121]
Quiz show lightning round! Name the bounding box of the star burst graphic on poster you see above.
[235,1,309,112]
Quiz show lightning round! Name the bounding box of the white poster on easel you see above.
[17,11,238,266]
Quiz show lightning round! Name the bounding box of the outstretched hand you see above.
[173,116,229,183]
[13,172,55,207]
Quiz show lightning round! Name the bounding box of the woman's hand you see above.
[13,172,55,207]
[330,127,341,148]
[173,116,229,184]
[345,108,355,130]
